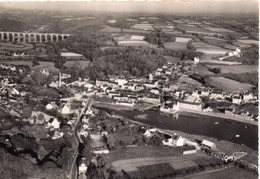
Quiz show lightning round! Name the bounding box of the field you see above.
[206,76,254,92]
[64,60,90,69]
[163,56,182,63]
[100,25,150,34]
[178,75,203,86]
[202,37,228,46]
[103,146,183,164]
[204,27,235,33]
[193,41,229,55]
[2,60,59,72]
[237,39,258,45]
[175,37,192,43]
[180,166,257,179]
[117,40,149,46]
[1,60,32,66]
[112,156,199,172]
[192,64,214,76]
[131,23,155,31]
[0,42,33,51]
[205,65,258,74]
[178,25,214,35]
[164,42,187,50]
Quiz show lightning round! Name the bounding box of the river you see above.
[95,107,258,150]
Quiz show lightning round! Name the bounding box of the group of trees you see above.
[209,67,221,74]
[59,33,112,61]
[164,49,203,61]
[79,47,167,80]
[145,32,174,47]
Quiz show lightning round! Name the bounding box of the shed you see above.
[201,140,216,150]
[179,145,197,155]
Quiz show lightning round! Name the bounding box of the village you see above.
[0,3,258,178]
[0,52,258,178]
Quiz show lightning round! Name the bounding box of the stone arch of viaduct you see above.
[0,32,72,43]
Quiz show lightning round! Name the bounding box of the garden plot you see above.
[112,156,200,172]
[205,65,258,74]
[207,76,254,92]
[164,42,187,50]
[131,23,155,31]
[237,39,258,45]
[175,37,192,43]
[193,41,229,55]
[178,25,214,35]
[204,27,235,33]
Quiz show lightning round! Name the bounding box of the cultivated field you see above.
[118,40,149,46]
[175,37,192,43]
[163,56,182,63]
[193,41,229,55]
[100,25,150,34]
[207,76,254,92]
[178,25,214,35]
[2,60,59,72]
[112,154,204,172]
[31,62,59,72]
[178,75,203,86]
[237,39,258,45]
[2,60,32,66]
[0,42,33,51]
[203,27,235,33]
[205,65,258,74]
[64,60,90,69]
[181,166,257,179]
[103,146,183,164]
[192,64,214,76]
[164,42,187,50]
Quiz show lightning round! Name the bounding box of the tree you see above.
[21,105,32,118]
[31,71,45,86]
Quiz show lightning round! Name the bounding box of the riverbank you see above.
[179,109,258,126]
[108,114,258,166]
[93,101,157,111]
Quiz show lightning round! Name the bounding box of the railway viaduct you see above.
[0,31,72,43]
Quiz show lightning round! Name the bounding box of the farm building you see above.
[179,146,197,155]
[201,140,216,150]
[60,48,86,60]
[130,35,145,40]
[173,101,202,111]
[90,133,109,154]
[175,37,192,43]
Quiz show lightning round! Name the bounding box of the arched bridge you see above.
[0,31,72,43]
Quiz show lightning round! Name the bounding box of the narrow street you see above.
[68,97,93,179]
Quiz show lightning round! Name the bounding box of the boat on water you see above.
[214,122,219,125]
[235,134,240,137]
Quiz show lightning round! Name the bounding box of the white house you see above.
[162,136,184,147]
[194,57,200,64]
[232,94,242,104]
[78,162,88,174]
[52,131,64,139]
[48,118,60,129]
[41,69,50,76]
[79,128,88,137]
[86,108,93,115]
[61,104,71,115]
[46,102,58,110]
[116,78,128,86]
[243,93,254,102]
[10,88,19,95]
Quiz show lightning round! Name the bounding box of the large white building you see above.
[173,101,202,111]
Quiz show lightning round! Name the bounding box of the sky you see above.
[0,0,258,14]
